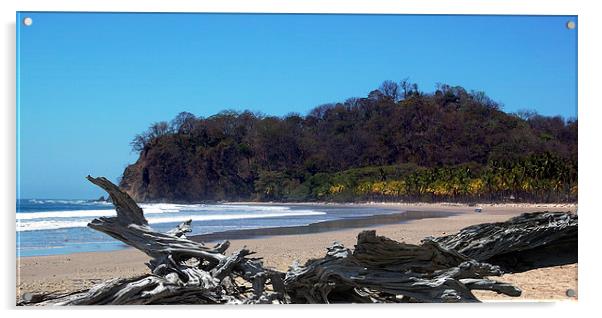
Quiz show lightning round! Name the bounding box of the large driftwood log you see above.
[20,175,578,305]
[433,211,578,272]
[284,231,520,303]
[25,176,283,305]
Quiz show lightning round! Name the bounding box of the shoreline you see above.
[16,202,577,261]
[16,203,578,302]
[223,201,578,213]
[18,202,576,258]
[225,201,577,207]
[189,210,455,243]
[101,199,577,209]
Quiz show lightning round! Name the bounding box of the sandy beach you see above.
[16,203,578,302]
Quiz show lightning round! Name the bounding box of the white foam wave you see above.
[16,208,178,220]
[17,209,118,220]
[17,206,326,232]
[146,209,324,225]
[26,199,112,205]
[16,204,297,220]
[17,220,91,232]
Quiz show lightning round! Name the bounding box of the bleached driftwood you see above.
[25,176,282,305]
[433,211,578,272]
[283,231,520,303]
[21,175,581,305]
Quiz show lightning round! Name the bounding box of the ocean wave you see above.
[16,204,300,220]
[16,209,326,232]
[26,199,113,205]
[146,209,324,224]
[17,220,92,232]
[16,208,178,220]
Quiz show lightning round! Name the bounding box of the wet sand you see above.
[16,202,578,302]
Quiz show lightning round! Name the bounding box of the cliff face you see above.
[119,159,147,202]
[120,135,255,202]
[120,154,207,203]
[119,83,577,203]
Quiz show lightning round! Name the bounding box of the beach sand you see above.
[16,203,578,302]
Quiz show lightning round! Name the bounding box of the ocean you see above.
[16,199,401,257]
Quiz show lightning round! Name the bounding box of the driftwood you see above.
[434,211,578,272]
[284,231,520,303]
[26,176,282,305]
[19,176,576,305]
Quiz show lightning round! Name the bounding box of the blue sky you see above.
[16,13,577,199]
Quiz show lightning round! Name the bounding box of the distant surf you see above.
[16,199,401,257]
[17,201,325,232]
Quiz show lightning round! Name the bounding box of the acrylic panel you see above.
[16,12,578,305]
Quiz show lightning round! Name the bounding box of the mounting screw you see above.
[23,17,33,26]
[566,21,576,30]
[22,292,32,302]
[566,288,576,297]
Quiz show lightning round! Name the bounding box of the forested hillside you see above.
[119,81,577,203]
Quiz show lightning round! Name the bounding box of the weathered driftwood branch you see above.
[433,211,578,272]
[25,176,283,305]
[283,231,520,303]
[20,175,577,305]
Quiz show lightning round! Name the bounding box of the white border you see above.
[2,1,600,317]
[1,0,585,15]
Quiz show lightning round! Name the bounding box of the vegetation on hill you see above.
[119,80,577,203]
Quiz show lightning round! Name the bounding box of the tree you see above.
[120,80,577,203]
[130,121,172,153]
[516,109,538,121]
[170,111,196,133]
[379,80,400,101]
[400,78,419,99]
